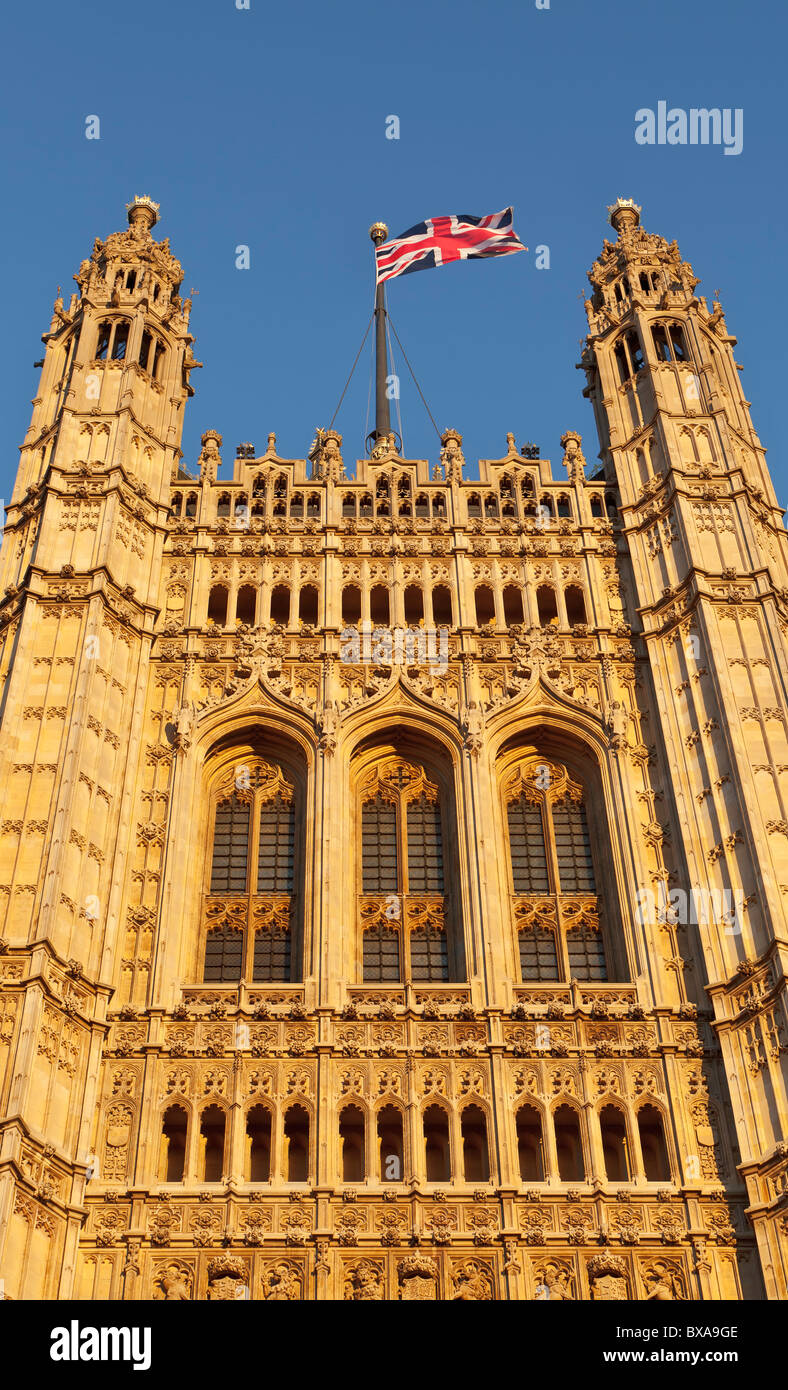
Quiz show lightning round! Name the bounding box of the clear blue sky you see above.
[2,0,786,494]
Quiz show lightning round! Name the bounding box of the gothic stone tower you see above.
[0,196,784,1302]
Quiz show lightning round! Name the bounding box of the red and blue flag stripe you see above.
[375,208,526,284]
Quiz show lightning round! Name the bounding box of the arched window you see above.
[217,493,231,519]
[284,1105,309,1182]
[342,493,356,518]
[234,494,249,525]
[613,329,643,382]
[307,493,321,519]
[253,474,266,498]
[484,494,498,519]
[590,494,604,519]
[378,1105,404,1182]
[638,1105,671,1181]
[96,319,131,362]
[415,493,429,520]
[246,1105,272,1181]
[432,584,453,626]
[536,586,558,626]
[200,1104,226,1182]
[203,761,298,983]
[170,493,183,517]
[95,320,112,360]
[290,492,304,519]
[139,329,165,376]
[565,585,587,627]
[184,492,198,519]
[557,495,571,519]
[554,1104,585,1182]
[359,756,454,984]
[467,493,481,519]
[236,584,257,626]
[474,585,496,626]
[339,1105,366,1182]
[503,585,524,626]
[207,585,228,626]
[342,585,362,625]
[298,584,319,626]
[504,757,607,983]
[432,494,446,519]
[360,494,373,519]
[370,585,390,625]
[461,1105,490,1182]
[270,584,290,626]
[652,322,688,364]
[404,585,423,625]
[599,1105,630,1182]
[516,1106,545,1181]
[111,321,130,359]
[160,1106,187,1182]
[423,1104,451,1182]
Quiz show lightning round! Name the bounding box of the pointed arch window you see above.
[359,757,454,984]
[504,758,607,983]
[203,761,298,983]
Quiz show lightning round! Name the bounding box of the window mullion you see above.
[244,789,260,983]
[544,802,570,982]
[399,795,410,984]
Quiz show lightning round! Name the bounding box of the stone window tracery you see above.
[95,318,131,362]
[359,757,452,984]
[652,321,689,364]
[203,761,297,984]
[504,758,607,983]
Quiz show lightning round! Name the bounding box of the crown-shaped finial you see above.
[126,194,160,228]
[606,197,642,229]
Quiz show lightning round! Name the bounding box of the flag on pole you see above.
[374,208,526,285]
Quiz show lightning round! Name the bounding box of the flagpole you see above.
[368,222,392,451]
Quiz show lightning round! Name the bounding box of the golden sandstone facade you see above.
[0,195,786,1302]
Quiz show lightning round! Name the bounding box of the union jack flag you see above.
[375,208,526,285]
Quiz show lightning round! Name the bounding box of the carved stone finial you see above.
[199,429,222,481]
[126,194,160,233]
[561,429,586,483]
[607,198,642,235]
[440,428,464,482]
[309,427,344,481]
